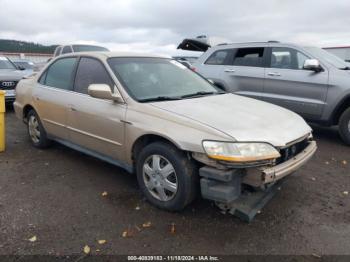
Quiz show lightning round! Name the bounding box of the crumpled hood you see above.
[0,69,29,81]
[151,93,312,147]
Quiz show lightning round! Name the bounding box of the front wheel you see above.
[136,142,198,211]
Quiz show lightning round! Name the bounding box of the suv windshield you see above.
[72,45,109,52]
[108,57,221,102]
[304,47,349,69]
[0,57,16,70]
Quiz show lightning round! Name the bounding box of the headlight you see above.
[202,141,280,162]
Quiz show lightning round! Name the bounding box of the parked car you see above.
[0,56,31,103]
[193,41,350,145]
[53,44,109,57]
[14,52,316,221]
[10,58,35,72]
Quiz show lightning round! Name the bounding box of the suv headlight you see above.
[202,141,280,162]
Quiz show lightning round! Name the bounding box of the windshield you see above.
[13,61,34,69]
[108,57,221,101]
[304,47,349,69]
[72,45,109,52]
[0,57,16,70]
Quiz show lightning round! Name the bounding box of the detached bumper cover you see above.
[261,140,317,184]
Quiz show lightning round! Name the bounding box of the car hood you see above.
[0,69,30,81]
[150,93,311,147]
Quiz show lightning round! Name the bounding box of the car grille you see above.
[0,81,18,90]
[276,138,309,164]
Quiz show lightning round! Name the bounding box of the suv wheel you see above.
[27,110,51,148]
[339,107,350,145]
[136,142,197,211]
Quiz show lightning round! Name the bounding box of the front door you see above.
[263,47,329,120]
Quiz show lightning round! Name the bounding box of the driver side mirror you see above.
[88,84,123,103]
[303,59,323,72]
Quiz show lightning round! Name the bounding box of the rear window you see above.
[61,46,73,55]
[233,48,264,67]
[205,49,234,65]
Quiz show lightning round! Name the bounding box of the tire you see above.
[27,110,51,148]
[339,107,350,145]
[136,142,198,211]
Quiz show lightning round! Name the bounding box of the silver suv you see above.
[194,42,350,144]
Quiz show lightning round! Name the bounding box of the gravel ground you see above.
[0,108,349,258]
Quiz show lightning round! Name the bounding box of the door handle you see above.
[224,68,235,73]
[267,72,281,77]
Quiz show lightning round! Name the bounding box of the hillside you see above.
[0,39,57,54]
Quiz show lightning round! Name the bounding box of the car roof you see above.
[212,41,302,49]
[58,51,171,59]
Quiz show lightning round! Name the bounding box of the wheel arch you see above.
[22,104,35,122]
[131,134,183,166]
[331,95,350,125]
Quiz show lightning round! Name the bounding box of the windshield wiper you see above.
[139,96,182,102]
[181,91,223,99]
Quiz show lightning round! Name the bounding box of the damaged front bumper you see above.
[198,140,317,222]
[243,140,317,187]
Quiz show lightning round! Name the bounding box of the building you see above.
[323,46,350,62]
[0,52,52,63]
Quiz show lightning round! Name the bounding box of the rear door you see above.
[196,48,235,89]
[33,57,78,140]
[67,56,127,162]
[220,47,267,100]
[263,46,328,120]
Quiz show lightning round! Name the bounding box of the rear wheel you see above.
[27,110,51,148]
[136,142,198,211]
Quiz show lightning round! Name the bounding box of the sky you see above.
[1,0,350,56]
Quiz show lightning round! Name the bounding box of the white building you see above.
[0,52,52,63]
[323,46,350,62]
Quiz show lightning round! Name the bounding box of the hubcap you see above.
[142,155,178,201]
[28,115,40,144]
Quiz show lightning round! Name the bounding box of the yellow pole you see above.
[0,90,5,152]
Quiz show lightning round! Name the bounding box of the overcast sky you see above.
[1,0,350,56]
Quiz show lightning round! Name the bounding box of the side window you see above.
[270,47,310,70]
[74,57,114,94]
[44,57,77,90]
[233,48,264,67]
[205,49,234,65]
[297,52,309,69]
[61,46,73,55]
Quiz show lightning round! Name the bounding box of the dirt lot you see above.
[0,108,349,257]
